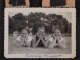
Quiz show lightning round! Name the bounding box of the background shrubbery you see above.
[9,12,71,35]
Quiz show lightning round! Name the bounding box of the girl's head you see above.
[21,28,28,34]
[28,27,33,33]
[54,29,61,37]
[38,26,45,33]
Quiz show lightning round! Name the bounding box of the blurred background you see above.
[5,0,75,8]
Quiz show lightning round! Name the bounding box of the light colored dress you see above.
[48,34,56,48]
[54,29,65,48]
[20,29,28,46]
[26,33,33,47]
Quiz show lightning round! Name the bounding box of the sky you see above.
[6,8,76,23]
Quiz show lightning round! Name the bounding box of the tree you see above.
[9,13,27,34]
[9,12,71,35]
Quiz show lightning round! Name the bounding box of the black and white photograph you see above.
[4,8,76,58]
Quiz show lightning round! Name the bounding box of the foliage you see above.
[9,12,71,34]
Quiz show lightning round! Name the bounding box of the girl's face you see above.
[38,27,45,33]
[29,28,32,31]
[55,29,61,36]
[22,29,28,34]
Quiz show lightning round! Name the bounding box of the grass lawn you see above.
[8,36,72,54]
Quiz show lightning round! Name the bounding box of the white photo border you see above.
[4,8,76,58]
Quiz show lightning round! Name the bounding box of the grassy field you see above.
[8,36,72,54]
